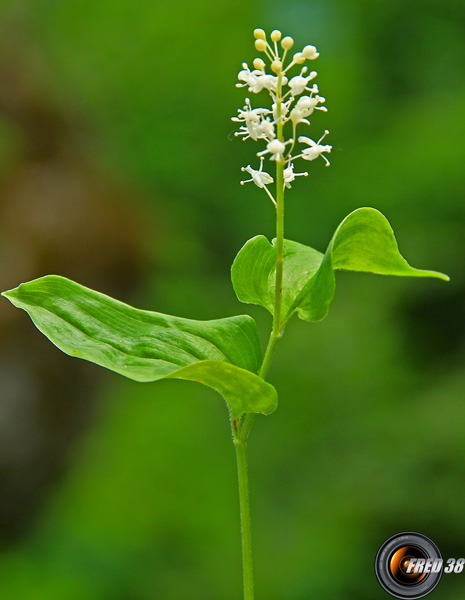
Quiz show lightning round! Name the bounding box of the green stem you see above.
[273,71,285,340]
[260,330,281,380]
[234,435,254,600]
[240,71,285,444]
[235,69,287,600]
[239,331,280,443]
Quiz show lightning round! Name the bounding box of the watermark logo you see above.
[375,532,444,599]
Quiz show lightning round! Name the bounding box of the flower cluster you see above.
[232,28,331,203]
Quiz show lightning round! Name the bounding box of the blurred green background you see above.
[0,1,464,599]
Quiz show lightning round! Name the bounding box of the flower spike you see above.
[233,28,331,206]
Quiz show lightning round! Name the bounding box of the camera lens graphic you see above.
[389,545,427,585]
[375,532,442,599]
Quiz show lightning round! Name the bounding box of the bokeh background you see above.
[0,1,464,599]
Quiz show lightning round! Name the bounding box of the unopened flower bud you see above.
[271,60,282,74]
[302,45,319,59]
[253,28,266,40]
[253,58,265,70]
[270,30,282,42]
[292,52,305,64]
[255,39,267,52]
[281,36,294,50]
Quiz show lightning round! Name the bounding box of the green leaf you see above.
[2,275,277,419]
[232,235,324,320]
[232,207,449,323]
[167,361,276,419]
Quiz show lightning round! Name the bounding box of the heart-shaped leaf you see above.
[2,276,277,419]
[232,207,449,323]
[232,235,324,321]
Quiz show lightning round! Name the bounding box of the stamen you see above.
[317,130,330,144]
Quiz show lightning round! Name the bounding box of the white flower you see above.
[297,93,326,112]
[233,98,270,125]
[257,138,290,161]
[241,158,274,188]
[236,63,288,94]
[301,45,319,60]
[290,93,327,126]
[272,98,292,123]
[236,63,255,87]
[254,73,288,94]
[236,63,265,93]
[288,67,318,96]
[298,130,332,166]
[256,118,275,140]
[232,98,274,141]
[283,163,308,188]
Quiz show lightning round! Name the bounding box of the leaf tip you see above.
[425,270,450,282]
[1,287,18,302]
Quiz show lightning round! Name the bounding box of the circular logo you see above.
[375,532,442,599]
